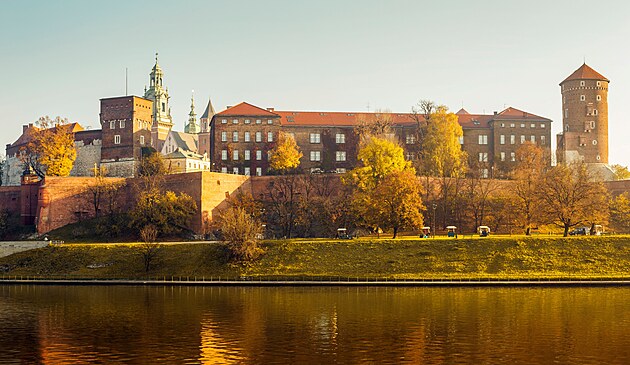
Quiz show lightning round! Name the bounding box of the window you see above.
[597,81,601,87]
[590,121,596,129]
[267,119,273,125]
[114,135,121,144]
[478,135,488,145]
[256,150,262,160]
[221,150,228,160]
[541,123,546,128]
[500,135,505,145]
[310,133,321,143]
[233,150,239,160]
[500,152,506,161]
[244,167,250,176]
[244,131,251,142]
[510,152,516,162]
[530,135,536,143]
[233,167,239,174]
[244,150,251,160]
[161,102,165,112]
[478,152,488,162]
[593,109,598,116]
[458,136,464,145]
[119,120,125,128]
[336,151,346,161]
[140,135,144,145]
[510,123,515,128]
[110,121,115,129]
[500,123,505,127]
[232,119,238,124]
[256,119,262,124]
[221,119,227,124]
[481,169,489,178]
[256,167,262,176]
[580,95,586,101]
[336,133,346,144]
[541,136,546,145]
[233,131,239,142]
[593,139,598,145]
[580,81,585,86]
[520,135,525,144]
[245,119,251,124]
[510,135,515,144]
[596,95,601,101]
[221,131,227,142]
[255,132,262,142]
[310,151,321,161]
[405,134,416,144]
[579,136,586,146]
[221,167,228,173]
[520,123,525,128]
[336,168,346,173]
[267,132,273,142]
[564,109,568,118]
[530,123,535,128]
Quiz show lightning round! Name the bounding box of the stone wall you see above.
[0,186,21,215]
[70,139,102,177]
[2,155,23,186]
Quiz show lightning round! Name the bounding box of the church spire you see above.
[185,91,200,134]
[200,97,216,133]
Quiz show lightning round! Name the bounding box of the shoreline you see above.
[2,278,630,287]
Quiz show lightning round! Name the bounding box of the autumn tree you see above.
[130,190,197,237]
[269,131,303,172]
[220,207,263,262]
[421,105,467,228]
[537,162,609,236]
[21,116,77,178]
[611,164,630,181]
[355,109,393,140]
[464,164,500,232]
[510,142,547,235]
[263,174,303,238]
[345,137,423,237]
[609,192,630,233]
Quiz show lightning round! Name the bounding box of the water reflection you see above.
[0,285,629,364]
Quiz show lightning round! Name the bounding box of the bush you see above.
[220,207,263,262]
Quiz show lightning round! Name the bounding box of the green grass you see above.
[1,236,630,280]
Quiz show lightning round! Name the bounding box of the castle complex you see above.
[3,60,615,186]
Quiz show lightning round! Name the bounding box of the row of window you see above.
[221,166,263,176]
[562,81,603,90]
[309,133,346,144]
[308,151,347,162]
[221,131,274,143]
[113,135,146,145]
[221,119,274,125]
[499,122,546,128]
[499,135,546,145]
[109,120,151,130]
[220,149,347,162]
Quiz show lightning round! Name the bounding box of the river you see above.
[0,285,629,364]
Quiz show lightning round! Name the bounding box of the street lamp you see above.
[432,203,437,238]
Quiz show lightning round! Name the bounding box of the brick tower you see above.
[557,63,613,179]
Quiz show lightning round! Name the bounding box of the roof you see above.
[201,98,216,119]
[275,111,416,127]
[167,131,198,152]
[455,114,494,128]
[163,148,205,160]
[493,107,551,121]
[215,102,279,117]
[561,63,609,84]
[7,122,85,150]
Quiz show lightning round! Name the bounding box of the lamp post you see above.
[432,203,437,238]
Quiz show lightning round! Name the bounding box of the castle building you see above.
[143,53,173,151]
[557,63,613,179]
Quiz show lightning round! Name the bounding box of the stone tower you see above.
[144,53,174,151]
[184,92,201,134]
[557,64,612,178]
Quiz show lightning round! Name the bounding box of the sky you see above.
[2,0,630,165]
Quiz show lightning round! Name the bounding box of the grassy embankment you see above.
[0,236,630,280]
[2,235,630,280]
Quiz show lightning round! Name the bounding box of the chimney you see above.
[226,106,232,109]
[267,108,275,112]
[22,124,32,133]
[493,111,498,115]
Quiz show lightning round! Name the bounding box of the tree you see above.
[346,136,412,190]
[611,164,630,181]
[130,189,197,237]
[21,116,77,178]
[263,174,303,238]
[355,109,393,140]
[0,154,5,186]
[464,165,500,232]
[609,193,630,233]
[537,162,609,236]
[139,225,161,272]
[269,131,303,172]
[421,105,467,228]
[138,149,167,178]
[510,142,547,235]
[220,207,263,262]
[360,170,424,238]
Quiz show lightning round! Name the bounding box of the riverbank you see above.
[1,236,629,281]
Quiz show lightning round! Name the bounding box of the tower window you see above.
[110,121,115,129]
[597,95,601,101]
[580,81,585,87]
[114,135,121,144]
[597,81,601,87]
[580,95,585,101]
[140,135,144,145]
[541,136,546,145]
[233,119,238,124]
[593,140,598,145]
[119,120,125,129]
[161,102,165,112]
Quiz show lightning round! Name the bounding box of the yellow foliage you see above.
[422,106,466,178]
[23,116,77,177]
[269,132,303,171]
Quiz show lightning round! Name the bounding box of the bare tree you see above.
[139,225,161,272]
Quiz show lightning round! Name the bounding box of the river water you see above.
[0,285,629,364]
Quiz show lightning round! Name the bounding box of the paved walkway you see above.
[0,241,49,258]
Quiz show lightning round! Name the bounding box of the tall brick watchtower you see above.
[557,64,610,167]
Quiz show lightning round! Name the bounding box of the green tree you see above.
[269,131,303,172]
[510,142,547,235]
[21,116,77,178]
[537,162,609,236]
[0,154,5,186]
[130,189,197,237]
[138,149,167,177]
[611,164,630,181]
[421,105,467,228]
[220,207,263,262]
[346,136,412,190]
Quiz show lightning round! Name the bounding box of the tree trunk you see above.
[392,226,398,239]
[563,225,569,237]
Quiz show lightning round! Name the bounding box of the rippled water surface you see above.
[1,285,629,364]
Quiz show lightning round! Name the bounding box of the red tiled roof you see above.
[456,114,494,128]
[561,63,609,84]
[494,107,551,121]
[276,111,417,127]
[215,102,279,117]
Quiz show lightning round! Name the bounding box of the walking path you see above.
[0,241,49,258]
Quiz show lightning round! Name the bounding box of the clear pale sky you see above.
[2,0,629,165]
